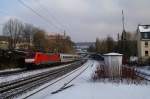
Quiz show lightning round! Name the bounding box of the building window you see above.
[145,51,149,56]
[145,41,148,47]
[144,33,148,39]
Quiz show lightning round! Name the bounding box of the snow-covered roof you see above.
[103,52,123,56]
[138,25,150,32]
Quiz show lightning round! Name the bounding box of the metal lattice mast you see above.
[121,10,126,40]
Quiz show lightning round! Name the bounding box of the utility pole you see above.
[117,33,120,41]
[121,10,129,58]
[121,10,126,40]
[64,30,66,38]
[122,10,125,32]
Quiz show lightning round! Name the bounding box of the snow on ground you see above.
[0,68,23,73]
[0,63,73,83]
[19,60,150,99]
[136,66,150,80]
[136,68,150,75]
[18,60,93,99]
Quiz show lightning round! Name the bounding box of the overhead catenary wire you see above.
[17,0,63,32]
[33,0,71,33]
[35,0,67,30]
[33,0,72,34]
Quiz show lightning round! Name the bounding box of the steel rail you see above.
[0,60,86,99]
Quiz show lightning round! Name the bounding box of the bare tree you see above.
[3,18,24,49]
[22,23,37,49]
[106,36,115,52]
[33,29,48,51]
[94,37,115,54]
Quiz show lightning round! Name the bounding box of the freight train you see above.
[25,52,80,68]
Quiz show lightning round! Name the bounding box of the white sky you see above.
[0,0,150,42]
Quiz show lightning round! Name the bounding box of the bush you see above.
[0,49,25,70]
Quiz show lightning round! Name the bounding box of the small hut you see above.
[103,53,123,78]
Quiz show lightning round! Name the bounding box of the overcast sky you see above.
[0,0,150,42]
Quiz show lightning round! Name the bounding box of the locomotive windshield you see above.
[26,52,35,58]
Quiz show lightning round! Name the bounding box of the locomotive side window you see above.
[63,56,73,58]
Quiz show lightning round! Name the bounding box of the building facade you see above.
[0,35,32,50]
[137,25,150,61]
[0,36,9,49]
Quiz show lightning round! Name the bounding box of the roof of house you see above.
[103,52,123,56]
[138,25,150,32]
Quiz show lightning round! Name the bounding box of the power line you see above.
[33,0,71,34]
[17,0,63,32]
[33,1,64,31]
[41,2,70,31]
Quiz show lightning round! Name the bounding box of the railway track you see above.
[122,66,150,82]
[135,69,150,81]
[0,69,27,77]
[0,62,79,77]
[0,60,86,99]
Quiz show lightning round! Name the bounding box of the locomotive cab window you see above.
[26,52,35,58]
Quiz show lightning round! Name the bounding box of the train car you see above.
[60,53,80,62]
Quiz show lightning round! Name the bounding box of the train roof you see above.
[59,53,79,56]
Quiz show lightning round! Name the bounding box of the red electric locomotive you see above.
[25,52,60,65]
